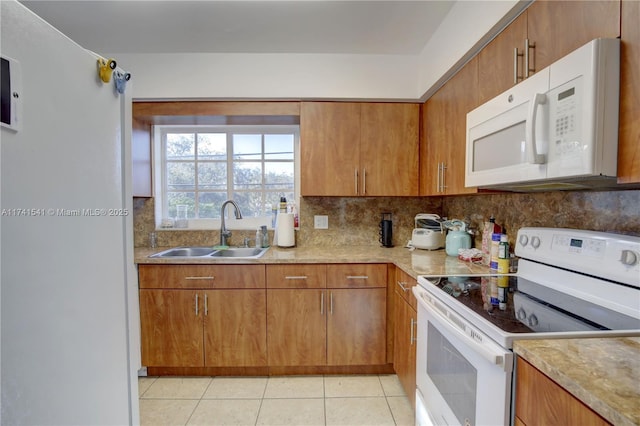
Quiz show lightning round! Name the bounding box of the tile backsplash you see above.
[134,189,640,249]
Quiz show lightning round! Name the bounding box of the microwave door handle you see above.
[525,93,547,164]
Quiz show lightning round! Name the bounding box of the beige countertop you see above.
[135,245,490,278]
[514,337,640,426]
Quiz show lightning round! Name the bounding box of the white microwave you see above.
[465,38,620,191]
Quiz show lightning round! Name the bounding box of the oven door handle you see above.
[414,286,513,372]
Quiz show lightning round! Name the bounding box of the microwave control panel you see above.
[549,77,584,162]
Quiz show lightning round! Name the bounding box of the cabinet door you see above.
[446,57,480,195]
[203,290,267,367]
[393,293,417,408]
[300,102,361,196]
[477,12,528,104]
[139,290,204,367]
[421,92,446,195]
[516,357,611,425]
[360,103,419,196]
[266,289,327,366]
[327,288,386,366]
[619,0,640,184]
[527,1,620,73]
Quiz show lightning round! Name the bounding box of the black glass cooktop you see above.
[423,275,536,334]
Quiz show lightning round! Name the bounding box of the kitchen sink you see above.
[210,247,269,258]
[149,246,269,259]
[149,247,217,258]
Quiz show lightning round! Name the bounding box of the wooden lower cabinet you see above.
[140,289,267,367]
[140,289,204,367]
[139,264,267,369]
[393,269,418,408]
[515,357,611,425]
[327,288,387,365]
[203,290,267,367]
[266,289,327,366]
[266,263,387,367]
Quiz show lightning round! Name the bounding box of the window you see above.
[154,125,299,229]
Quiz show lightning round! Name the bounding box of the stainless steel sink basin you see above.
[149,246,269,259]
[149,247,216,258]
[209,247,269,258]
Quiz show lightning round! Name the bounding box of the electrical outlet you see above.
[314,215,329,229]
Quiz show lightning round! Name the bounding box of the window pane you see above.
[198,192,227,219]
[167,162,195,190]
[265,162,294,190]
[167,192,195,218]
[232,192,263,217]
[233,134,262,160]
[198,162,227,190]
[233,162,262,190]
[166,133,195,160]
[197,133,226,160]
[265,134,294,160]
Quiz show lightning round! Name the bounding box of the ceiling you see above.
[19,0,456,55]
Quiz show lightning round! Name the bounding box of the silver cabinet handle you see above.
[525,38,535,78]
[195,293,199,316]
[436,163,441,193]
[330,291,334,315]
[204,293,208,316]
[185,276,214,280]
[410,318,416,345]
[354,169,359,195]
[441,163,447,192]
[362,168,366,195]
[285,276,308,280]
[513,47,524,84]
[346,275,369,280]
[320,291,324,315]
[397,281,409,292]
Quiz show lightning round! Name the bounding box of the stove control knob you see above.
[517,308,527,321]
[531,236,541,249]
[528,314,539,327]
[519,235,529,247]
[620,250,639,267]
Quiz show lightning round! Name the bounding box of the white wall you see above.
[112,1,527,102]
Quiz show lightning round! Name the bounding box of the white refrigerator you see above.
[1,1,140,424]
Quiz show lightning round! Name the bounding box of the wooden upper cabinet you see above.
[526,1,620,73]
[619,0,640,184]
[360,103,419,196]
[477,1,620,105]
[300,102,419,196]
[478,12,528,105]
[300,102,361,196]
[421,57,479,196]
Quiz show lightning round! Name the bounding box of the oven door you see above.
[413,285,514,426]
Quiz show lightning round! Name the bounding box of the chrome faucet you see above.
[220,200,242,246]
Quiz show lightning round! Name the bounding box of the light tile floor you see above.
[139,374,414,426]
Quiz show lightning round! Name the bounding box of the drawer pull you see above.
[410,318,416,345]
[346,275,369,280]
[320,292,324,315]
[397,281,408,292]
[204,293,208,316]
[285,276,308,280]
[194,293,199,316]
[185,276,215,280]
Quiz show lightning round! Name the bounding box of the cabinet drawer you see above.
[395,268,417,311]
[139,264,265,289]
[266,264,326,288]
[327,264,387,288]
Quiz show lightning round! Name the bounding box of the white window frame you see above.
[153,124,300,230]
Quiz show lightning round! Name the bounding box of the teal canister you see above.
[445,220,472,256]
